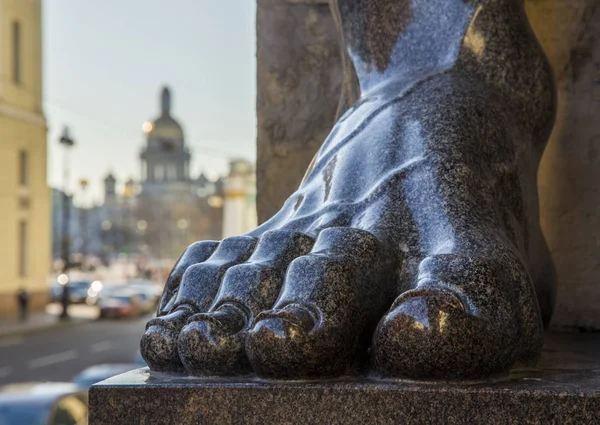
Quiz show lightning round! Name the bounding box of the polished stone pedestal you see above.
[90,333,600,424]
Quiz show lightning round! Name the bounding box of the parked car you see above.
[50,279,98,304]
[126,282,161,314]
[127,279,162,298]
[72,364,139,390]
[97,291,143,319]
[84,281,105,306]
[0,382,87,425]
[66,281,94,304]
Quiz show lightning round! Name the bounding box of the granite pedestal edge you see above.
[90,333,600,425]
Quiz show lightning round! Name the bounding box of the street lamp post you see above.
[79,178,89,269]
[59,127,75,320]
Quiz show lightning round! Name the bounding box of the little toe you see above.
[142,236,257,373]
[140,306,195,372]
[158,241,219,315]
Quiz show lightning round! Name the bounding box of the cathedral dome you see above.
[140,86,192,185]
[149,115,183,140]
[146,86,185,150]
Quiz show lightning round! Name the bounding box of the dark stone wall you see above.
[528,0,600,329]
[256,0,343,223]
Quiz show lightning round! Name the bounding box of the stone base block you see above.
[90,333,600,424]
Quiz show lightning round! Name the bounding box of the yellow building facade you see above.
[0,0,49,318]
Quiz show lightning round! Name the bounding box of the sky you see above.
[44,1,257,205]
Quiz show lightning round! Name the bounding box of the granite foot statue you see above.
[141,0,556,380]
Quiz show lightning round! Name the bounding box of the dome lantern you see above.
[161,86,171,116]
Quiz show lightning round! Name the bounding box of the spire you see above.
[104,172,116,183]
[104,171,116,198]
[161,86,171,116]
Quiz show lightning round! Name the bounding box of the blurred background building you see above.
[0,0,50,318]
[50,87,234,269]
[0,0,260,402]
[222,159,257,238]
[136,86,224,259]
[0,1,259,319]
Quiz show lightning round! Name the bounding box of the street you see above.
[0,310,148,386]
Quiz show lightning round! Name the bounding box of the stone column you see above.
[256,0,343,223]
[527,0,600,329]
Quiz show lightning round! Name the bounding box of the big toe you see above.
[372,289,516,380]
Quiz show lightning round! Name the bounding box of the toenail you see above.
[253,303,317,333]
[390,287,467,313]
[146,305,195,331]
[186,304,248,335]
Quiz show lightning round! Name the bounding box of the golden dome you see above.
[146,86,184,144]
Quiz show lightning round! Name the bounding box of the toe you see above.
[173,235,258,312]
[211,229,314,312]
[179,230,314,375]
[143,236,257,373]
[158,241,219,315]
[140,306,194,372]
[246,303,319,378]
[371,253,543,380]
[246,227,395,379]
[372,285,520,380]
[178,304,249,375]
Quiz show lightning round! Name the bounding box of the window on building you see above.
[167,165,177,181]
[19,150,28,186]
[18,221,27,276]
[155,164,164,181]
[12,21,21,84]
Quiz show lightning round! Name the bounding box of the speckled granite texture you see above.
[257,0,600,333]
[94,333,600,424]
[141,0,557,380]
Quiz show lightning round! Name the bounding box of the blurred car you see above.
[50,279,98,304]
[72,364,139,391]
[127,279,162,297]
[0,382,87,425]
[131,291,155,314]
[97,291,143,319]
[125,282,161,314]
[84,280,105,306]
[66,280,94,304]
